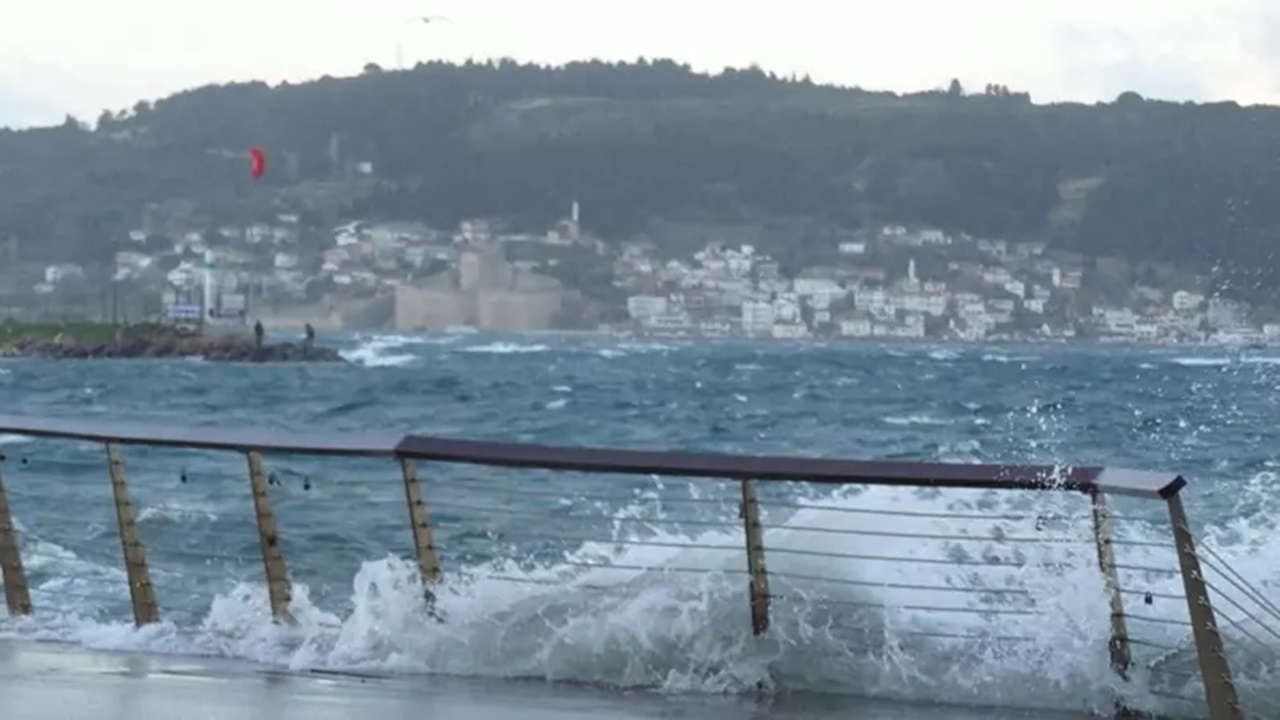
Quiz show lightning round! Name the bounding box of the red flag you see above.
[249,147,266,181]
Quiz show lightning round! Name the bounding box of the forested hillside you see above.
[2,59,1278,290]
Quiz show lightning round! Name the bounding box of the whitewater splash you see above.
[3,480,1278,717]
[340,334,434,368]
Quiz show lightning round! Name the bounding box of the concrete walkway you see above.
[0,640,1093,720]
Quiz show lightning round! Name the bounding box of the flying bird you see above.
[410,14,454,25]
[396,14,457,69]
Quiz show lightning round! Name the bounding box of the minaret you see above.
[203,249,216,327]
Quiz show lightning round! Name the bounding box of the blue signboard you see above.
[166,303,201,320]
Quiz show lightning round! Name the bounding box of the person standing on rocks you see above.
[254,320,264,349]
[303,323,315,351]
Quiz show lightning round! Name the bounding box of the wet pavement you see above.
[0,640,1097,720]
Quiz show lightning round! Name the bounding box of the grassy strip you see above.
[0,321,183,347]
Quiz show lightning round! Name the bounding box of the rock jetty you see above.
[0,324,346,364]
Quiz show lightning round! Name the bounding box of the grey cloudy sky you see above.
[3,0,1280,128]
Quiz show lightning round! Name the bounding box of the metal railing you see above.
[0,414,1274,719]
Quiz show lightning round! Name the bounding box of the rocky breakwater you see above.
[0,325,346,364]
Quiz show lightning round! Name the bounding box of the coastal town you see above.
[3,202,1275,346]
[614,227,1264,345]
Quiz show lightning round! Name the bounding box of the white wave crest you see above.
[2,484,1278,718]
[882,415,954,427]
[137,501,220,524]
[341,335,423,368]
[458,343,551,355]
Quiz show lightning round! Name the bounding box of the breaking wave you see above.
[3,480,1278,717]
[340,334,426,367]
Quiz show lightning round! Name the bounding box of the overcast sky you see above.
[3,0,1280,128]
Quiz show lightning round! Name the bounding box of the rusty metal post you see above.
[1089,489,1131,680]
[738,479,770,635]
[245,451,294,625]
[105,443,159,626]
[1167,493,1242,720]
[399,458,441,606]
[0,454,32,616]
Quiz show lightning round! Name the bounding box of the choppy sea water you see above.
[0,333,1278,718]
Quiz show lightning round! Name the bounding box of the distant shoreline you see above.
[601,328,1268,352]
[1,320,1268,358]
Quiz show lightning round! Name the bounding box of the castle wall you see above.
[394,285,474,330]
[475,289,564,330]
[394,251,568,331]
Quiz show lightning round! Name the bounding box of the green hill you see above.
[2,59,1279,299]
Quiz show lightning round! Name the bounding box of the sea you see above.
[0,332,1278,719]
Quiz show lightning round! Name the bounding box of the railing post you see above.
[1089,489,1131,680]
[738,478,770,635]
[105,443,159,626]
[1167,492,1242,720]
[0,454,32,616]
[245,451,294,625]
[398,458,442,609]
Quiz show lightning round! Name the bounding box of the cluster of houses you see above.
[615,226,1276,345]
[19,215,1280,345]
[25,203,593,328]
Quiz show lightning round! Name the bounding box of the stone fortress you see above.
[393,244,569,331]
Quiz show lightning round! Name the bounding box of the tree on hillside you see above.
[0,59,1279,298]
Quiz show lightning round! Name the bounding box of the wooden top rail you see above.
[0,414,1187,499]
[0,415,403,457]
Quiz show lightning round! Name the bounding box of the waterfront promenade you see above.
[0,640,1091,720]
